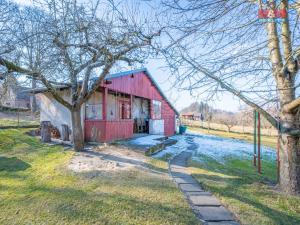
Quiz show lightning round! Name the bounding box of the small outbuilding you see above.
[0,76,31,109]
[181,112,203,121]
[35,68,179,142]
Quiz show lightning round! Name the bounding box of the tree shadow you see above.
[0,156,31,172]
[77,150,169,174]
[190,162,300,224]
[219,186,300,224]
[1,180,198,224]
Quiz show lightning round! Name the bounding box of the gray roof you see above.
[31,68,179,115]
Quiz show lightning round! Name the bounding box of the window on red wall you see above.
[153,100,162,119]
[119,100,131,119]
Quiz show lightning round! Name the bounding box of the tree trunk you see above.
[71,108,84,151]
[226,126,231,133]
[31,78,37,113]
[278,129,300,194]
[277,76,299,194]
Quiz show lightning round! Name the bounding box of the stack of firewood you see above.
[51,126,61,139]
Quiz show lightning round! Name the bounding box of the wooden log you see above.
[41,121,51,143]
[61,124,70,141]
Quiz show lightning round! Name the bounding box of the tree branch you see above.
[181,54,300,135]
[281,0,297,74]
[283,97,300,112]
[0,57,72,109]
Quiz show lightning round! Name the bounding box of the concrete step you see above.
[179,183,203,192]
[188,195,221,206]
[204,222,240,225]
[173,176,199,184]
[195,206,235,222]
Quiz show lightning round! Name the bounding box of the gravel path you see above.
[169,135,240,225]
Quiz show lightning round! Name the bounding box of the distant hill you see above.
[180,102,273,129]
[180,102,234,121]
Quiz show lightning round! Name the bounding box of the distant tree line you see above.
[181,102,275,132]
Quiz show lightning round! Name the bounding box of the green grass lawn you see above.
[0,129,199,225]
[188,154,300,225]
[189,126,277,149]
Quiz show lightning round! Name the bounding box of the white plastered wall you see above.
[36,89,85,138]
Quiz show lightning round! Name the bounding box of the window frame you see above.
[152,100,162,119]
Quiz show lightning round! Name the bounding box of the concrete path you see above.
[169,136,240,225]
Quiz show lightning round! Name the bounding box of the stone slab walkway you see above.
[169,137,240,225]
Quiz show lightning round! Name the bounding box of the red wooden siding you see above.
[105,120,133,141]
[162,101,176,136]
[84,120,106,142]
[84,71,176,142]
[85,120,133,142]
[104,71,176,137]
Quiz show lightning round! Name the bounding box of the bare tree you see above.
[0,0,161,151]
[0,0,17,81]
[207,111,212,132]
[162,0,300,194]
[219,116,236,133]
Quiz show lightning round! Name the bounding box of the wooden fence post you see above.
[253,110,257,167]
[257,112,261,174]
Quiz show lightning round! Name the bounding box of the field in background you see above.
[183,119,277,149]
[182,118,278,136]
[189,126,277,149]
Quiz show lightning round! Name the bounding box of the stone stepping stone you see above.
[170,166,186,171]
[170,165,185,169]
[171,172,191,178]
[169,147,240,225]
[188,195,221,206]
[195,206,235,221]
[171,168,187,173]
[179,183,203,192]
[171,159,186,165]
[173,177,198,184]
[186,191,212,196]
[205,221,240,225]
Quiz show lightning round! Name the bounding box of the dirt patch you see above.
[68,145,150,173]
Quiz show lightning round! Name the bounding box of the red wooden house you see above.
[36,68,179,142]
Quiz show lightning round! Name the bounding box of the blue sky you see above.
[12,0,242,112]
[145,59,242,112]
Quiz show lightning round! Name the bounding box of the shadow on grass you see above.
[1,180,198,225]
[190,158,300,225]
[0,156,30,172]
[215,185,300,225]
[78,150,170,175]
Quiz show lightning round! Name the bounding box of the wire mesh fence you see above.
[0,109,40,129]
